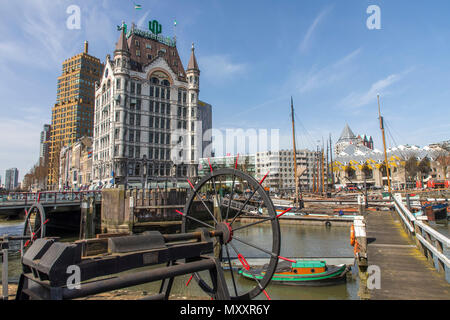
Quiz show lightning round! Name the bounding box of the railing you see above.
[0,191,102,206]
[392,193,450,280]
[1,235,30,300]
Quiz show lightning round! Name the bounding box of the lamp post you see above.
[142,155,148,190]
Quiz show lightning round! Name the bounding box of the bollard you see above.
[1,235,9,300]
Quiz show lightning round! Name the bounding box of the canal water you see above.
[1,219,448,299]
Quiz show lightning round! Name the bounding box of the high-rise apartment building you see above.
[5,168,19,191]
[92,22,212,187]
[47,41,102,188]
[39,124,51,166]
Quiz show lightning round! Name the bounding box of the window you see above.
[136,50,140,57]
[149,116,154,127]
[116,79,121,90]
[155,87,159,98]
[147,54,152,60]
[178,90,181,103]
[136,99,141,110]
[130,82,135,94]
[155,102,159,113]
[150,101,154,112]
[155,117,159,128]
[149,132,153,143]
[150,86,154,97]
[145,43,151,49]
[137,83,141,95]
[191,93,195,103]
[129,130,134,142]
[191,122,194,131]
[135,40,140,47]
[183,92,187,103]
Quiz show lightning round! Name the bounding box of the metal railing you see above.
[0,191,102,206]
[1,235,31,300]
[392,193,450,280]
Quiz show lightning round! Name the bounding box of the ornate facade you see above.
[92,24,208,187]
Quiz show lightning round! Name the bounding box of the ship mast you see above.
[378,94,392,194]
[291,97,299,206]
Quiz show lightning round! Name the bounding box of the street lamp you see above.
[141,154,148,190]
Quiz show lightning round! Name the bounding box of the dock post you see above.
[1,235,8,300]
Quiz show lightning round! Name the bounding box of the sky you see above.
[1,0,450,181]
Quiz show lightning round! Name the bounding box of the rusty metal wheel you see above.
[21,202,47,254]
[180,166,286,300]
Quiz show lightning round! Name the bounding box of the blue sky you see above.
[1,0,450,181]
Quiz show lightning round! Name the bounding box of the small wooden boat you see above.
[239,260,349,286]
[422,203,448,222]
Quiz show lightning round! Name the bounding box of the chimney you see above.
[84,40,88,54]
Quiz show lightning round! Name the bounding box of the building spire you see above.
[115,25,129,53]
[187,42,199,71]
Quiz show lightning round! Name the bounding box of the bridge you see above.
[355,193,450,299]
[0,191,102,217]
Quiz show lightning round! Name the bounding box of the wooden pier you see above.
[365,210,450,299]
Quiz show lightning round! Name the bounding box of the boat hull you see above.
[239,263,349,286]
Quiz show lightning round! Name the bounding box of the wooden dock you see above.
[366,211,450,300]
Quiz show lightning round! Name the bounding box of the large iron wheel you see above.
[181,167,282,300]
[21,202,47,254]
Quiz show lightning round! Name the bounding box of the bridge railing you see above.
[1,191,102,206]
[392,193,450,280]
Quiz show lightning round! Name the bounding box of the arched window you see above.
[162,79,170,86]
[151,77,159,85]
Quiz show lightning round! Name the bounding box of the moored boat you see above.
[239,260,349,286]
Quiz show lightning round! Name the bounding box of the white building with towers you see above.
[92,21,211,187]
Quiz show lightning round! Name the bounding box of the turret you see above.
[114,24,130,73]
[186,43,200,104]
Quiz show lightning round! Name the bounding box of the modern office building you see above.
[198,154,256,178]
[255,149,319,192]
[92,22,211,187]
[39,124,51,166]
[48,41,102,188]
[5,168,19,191]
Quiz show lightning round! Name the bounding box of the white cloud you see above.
[299,6,333,54]
[296,48,362,93]
[200,54,247,81]
[340,71,409,108]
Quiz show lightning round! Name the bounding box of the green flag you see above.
[134,3,142,10]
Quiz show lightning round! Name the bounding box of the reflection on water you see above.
[1,220,360,299]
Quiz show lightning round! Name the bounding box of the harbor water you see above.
[1,218,448,299]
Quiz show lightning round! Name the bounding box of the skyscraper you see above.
[5,168,19,191]
[92,22,212,187]
[48,41,103,188]
[39,124,51,166]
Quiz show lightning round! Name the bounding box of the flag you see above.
[174,20,177,26]
[134,3,142,10]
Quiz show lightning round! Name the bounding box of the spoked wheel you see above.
[21,203,47,254]
[181,167,289,300]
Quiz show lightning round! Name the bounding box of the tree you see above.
[418,157,431,179]
[434,151,450,180]
[345,165,356,179]
[361,162,373,179]
[404,156,419,181]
